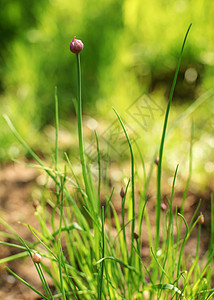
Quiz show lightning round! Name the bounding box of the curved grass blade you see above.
[154,283,184,297]
[95,256,138,274]
[112,108,135,265]
[3,114,59,186]
[156,23,192,251]
[6,267,48,300]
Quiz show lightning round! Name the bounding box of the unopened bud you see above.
[70,36,84,54]
[199,212,204,225]
[155,157,159,165]
[32,252,42,264]
[161,202,167,212]
[133,232,139,240]
[120,187,125,198]
[33,200,39,209]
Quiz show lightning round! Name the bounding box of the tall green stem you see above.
[76,54,94,210]
[113,108,135,263]
[155,24,192,251]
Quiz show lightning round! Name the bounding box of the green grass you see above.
[0,25,213,299]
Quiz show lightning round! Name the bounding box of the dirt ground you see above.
[0,163,43,299]
[0,162,213,299]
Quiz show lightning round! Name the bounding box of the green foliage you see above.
[0,24,213,299]
[1,113,213,298]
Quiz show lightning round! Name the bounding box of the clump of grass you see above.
[0,27,214,300]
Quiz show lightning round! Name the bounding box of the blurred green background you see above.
[0,0,213,190]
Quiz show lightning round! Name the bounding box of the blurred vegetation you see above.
[0,0,213,189]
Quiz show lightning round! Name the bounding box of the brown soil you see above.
[0,163,44,299]
[0,162,213,299]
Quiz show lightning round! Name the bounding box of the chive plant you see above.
[0,27,213,299]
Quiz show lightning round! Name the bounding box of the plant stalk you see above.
[76,54,94,211]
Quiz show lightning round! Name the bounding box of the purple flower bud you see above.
[33,200,39,209]
[155,157,159,166]
[161,202,167,211]
[133,232,139,240]
[120,187,125,198]
[199,212,204,225]
[70,36,84,54]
